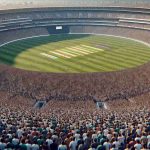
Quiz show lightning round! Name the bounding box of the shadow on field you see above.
[0,34,90,66]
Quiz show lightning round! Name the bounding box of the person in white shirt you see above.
[107,132,112,141]
[46,137,53,150]
[17,127,24,138]
[118,134,125,145]
[113,139,120,149]
[75,131,80,141]
[147,142,150,149]
[92,132,97,142]
[134,140,142,150]
[135,135,141,142]
[104,129,109,137]
[32,141,39,150]
[136,127,141,136]
[83,133,87,140]
[52,133,58,141]
[103,139,111,150]
[12,135,19,148]
[0,139,6,150]
[69,137,77,150]
[147,135,150,150]
[26,140,32,150]
[147,134,150,143]
[58,141,67,150]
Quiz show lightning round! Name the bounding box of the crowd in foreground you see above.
[0,92,150,150]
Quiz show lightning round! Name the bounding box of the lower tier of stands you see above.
[0,27,49,45]
[0,90,149,149]
[70,26,150,43]
[0,25,150,45]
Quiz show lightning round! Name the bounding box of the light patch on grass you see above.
[56,50,77,57]
[41,53,58,59]
[82,45,104,51]
[47,45,104,59]
[50,51,71,58]
[73,46,96,53]
[70,47,90,54]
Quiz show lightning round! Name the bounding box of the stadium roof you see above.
[0,0,150,10]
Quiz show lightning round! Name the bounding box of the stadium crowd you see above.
[0,91,150,150]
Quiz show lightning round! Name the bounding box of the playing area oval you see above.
[0,34,150,73]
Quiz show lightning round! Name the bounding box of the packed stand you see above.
[0,94,150,150]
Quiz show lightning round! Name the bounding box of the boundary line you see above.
[70,33,150,47]
[0,32,150,48]
[0,34,49,48]
[0,33,150,49]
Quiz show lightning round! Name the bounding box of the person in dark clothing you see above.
[42,141,49,150]
[50,139,58,150]
[78,141,84,150]
[91,138,99,149]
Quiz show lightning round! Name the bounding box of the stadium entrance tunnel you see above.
[34,101,47,109]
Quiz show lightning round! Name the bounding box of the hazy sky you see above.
[0,0,50,4]
[0,0,51,2]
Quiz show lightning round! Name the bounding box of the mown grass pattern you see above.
[0,34,150,73]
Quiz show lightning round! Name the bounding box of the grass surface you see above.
[0,34,150,73]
